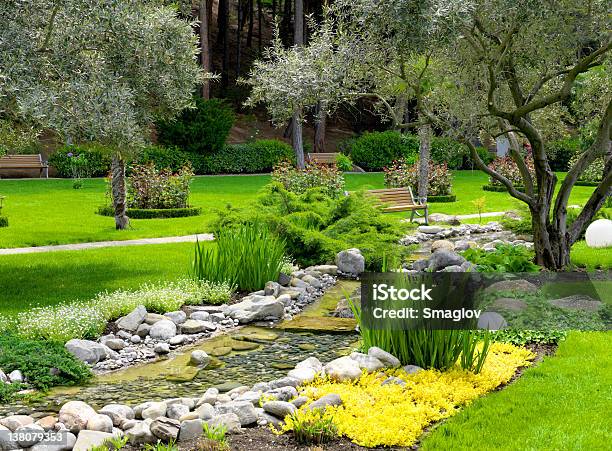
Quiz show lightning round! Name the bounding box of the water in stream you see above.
[1,281,360,417]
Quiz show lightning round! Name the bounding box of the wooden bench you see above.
[306,152,365,172]
[0,154,48,178]
[366,187,429,224]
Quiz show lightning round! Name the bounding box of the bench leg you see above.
[424,206,429,225]
[410,210,415,223]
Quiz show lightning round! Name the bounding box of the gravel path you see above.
[0,233,214,255]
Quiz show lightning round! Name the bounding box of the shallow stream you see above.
[1,281,360,417]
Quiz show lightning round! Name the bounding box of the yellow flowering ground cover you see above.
[277,342,535,448]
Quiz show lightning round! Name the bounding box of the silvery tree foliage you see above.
[0,0,203,228]
[433,0,611,269]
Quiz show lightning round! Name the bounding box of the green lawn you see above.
[0,171,597,249]
[0,242,203,316]
[421,331,612,450]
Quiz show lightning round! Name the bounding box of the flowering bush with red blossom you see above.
[487,154,535,187]
[112,162,194,209]
[384,159,453,196]
[272,160,345,197]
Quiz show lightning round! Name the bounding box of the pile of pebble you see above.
[63,250,367,373]
[400,222,505,246]
[0,346,412,451]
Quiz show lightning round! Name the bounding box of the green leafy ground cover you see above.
[0,171,597,248]
[420,331,612,450]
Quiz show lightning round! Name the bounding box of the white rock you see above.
[149,320,177,340]
[73,430,115,451]
[164,311,187,325]
[215,401,258,426]
[125,421,156,445]
[335,248,365,275]
[323,356,362,382]
[86,414,113,433]
[178,419,203,442]
[190,311,210,321]
[8,370,24,383]
[141,402,167,420]
[367,347,401,368]
[195,403,215,420]
[190,350,210,367]
[59,401,98,433]
[115,305,147,332]
[99,404,135,427]
[226,295,284,323]
[350,352,385,372]
[262,401,297,419]
[204,414,241,434]
[585,219,612,248]
[15,424,45,447]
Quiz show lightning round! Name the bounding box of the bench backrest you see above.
[0,154,44,167]
[306,152,339,164]
[367,187,419,206]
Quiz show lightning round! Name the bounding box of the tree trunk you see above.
[531,207,570,270]
[236,0,243,78]
[247,0,254,47]
[217,0,230,91]
[292,109,305,168]
[281,0,292,46]
[314,101,326,153]
[257,0,262,53]
[111,154,129,230]
[417,121,431,200]
[294,0,303,46]
[199,0,210,99]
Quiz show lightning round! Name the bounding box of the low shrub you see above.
[49,144,113,177]
[214,184,408,271]
[197,140,294,174]
[462,244,540,272]
[194,223,286,292]
[97,206,201,219]
[428,194,457,202]
[17,279,233,342]
[568,152,605,183]
[157,97,235,156]
[430,136,467,169]
[109,163,194,210]
[272,161,345,198]
[487,154,535,186]
[335,153,353,172]
[0,216,7,228]
[384,159,453,196]
[349,131,418,171]
[0,333,92,392]
[489,329,567,346]
[482,184,526,192]
[547,137,581,171]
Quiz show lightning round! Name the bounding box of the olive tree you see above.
[434,0,611,269]
[0,0,202,229]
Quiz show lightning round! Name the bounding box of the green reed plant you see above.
[348,295,491,373]
[193,223,286,292]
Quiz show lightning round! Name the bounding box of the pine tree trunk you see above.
[218,0,229,90]
[417,122,431,200]
[199,0,210,99]
[247,0,254,47]
[257,0,262,53]
[111,154,129,230]
[314,101,326,153]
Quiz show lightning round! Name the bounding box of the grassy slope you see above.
[421,331,612,450]
[0,171,597,248]
[0,242,209,316]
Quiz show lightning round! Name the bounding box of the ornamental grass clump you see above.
[283,409,338,445]
[276,342,534,448]
[193,223,286,292]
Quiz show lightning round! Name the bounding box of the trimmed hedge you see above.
[482,184,526,192]
[575,180,600,187]
[427,194,457,203]
[347,131,478,171]
[0,216,7,228]
[193,140,295,174]
[49,144,112,177]
[97,206,202,219]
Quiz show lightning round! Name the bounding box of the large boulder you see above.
[215,401,258,426]
[164,311,187,325]
[125,421,156,445]
[428,250,466,271]
[549,295,603,312]
[65,340,113,364]
[72,430,115,451]
[368,346,401,368]
[585,218,612,248]
[190,350,210,367]
[150,417,180,441]
[178,419,203,442]
[323,356,362,382]
[141,402,167,420]
[226,295,284,324]
[115,305,147,332]
[262,401,297,419]
[30,430,76,451]
[336,248,365,275]
[99,404,135,427]
[478,312,508,330]
[86,414,113,433]
[484,279,537,295]
[14,424,45,448]
[149,320,177,340]
[431,240,455,253]
[204,414,241,434]
[182,319,216,334]
[58,401,97,433]
[350,352,385,372]
[0,415,34,431]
